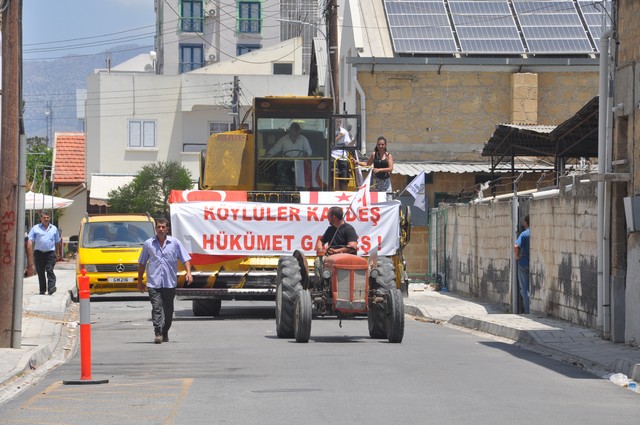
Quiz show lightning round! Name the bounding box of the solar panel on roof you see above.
[449,0,524,54]
[513,0,593,54]
[382,0,610,55]
[384,0,458,54]
[577,0,612,47]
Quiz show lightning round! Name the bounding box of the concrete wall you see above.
[617,0,640,345]
[439,178,598,328]
[444,202,512,305]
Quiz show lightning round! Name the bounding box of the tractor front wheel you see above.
[294,290,312,343]
[276,256,302,338]
[386,288,405,343]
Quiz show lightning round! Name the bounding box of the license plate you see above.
[108,277,134,283]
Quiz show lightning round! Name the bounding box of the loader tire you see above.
[276,256,302,338]
[386,288,405,343]
[192,299,222,317]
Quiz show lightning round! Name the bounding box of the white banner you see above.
[171,201,400,256]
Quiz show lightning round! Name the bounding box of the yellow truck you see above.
[75,214,156,295]
[170,96,411,318]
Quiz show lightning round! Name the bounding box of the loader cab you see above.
[253,97,361,192]
[199,96,361,192]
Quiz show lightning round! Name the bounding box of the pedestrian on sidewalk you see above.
[137,218,193,344]
[26,211,61,295]
[514,215,530,314]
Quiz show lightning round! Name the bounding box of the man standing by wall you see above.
[514,215,530,314]
[26,211,61,295]
[138,218,193,344]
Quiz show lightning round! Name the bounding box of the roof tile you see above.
[53,132,85,185]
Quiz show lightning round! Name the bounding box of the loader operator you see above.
[316,206,358,255]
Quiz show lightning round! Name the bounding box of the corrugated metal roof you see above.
[498,124,556,133]
[483,97,599,160]
[393,163,488,176]
[393,161,553,176]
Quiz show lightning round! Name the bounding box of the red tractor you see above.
[275,250,405,343]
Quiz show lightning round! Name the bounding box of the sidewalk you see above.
[2,268,640,398]
[404,284,640,382]
[0,260,78,399]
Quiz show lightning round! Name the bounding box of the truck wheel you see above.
[276,256,302,338]
[192,299,222,317]
[386,288,405,343]
[294,290,312,343]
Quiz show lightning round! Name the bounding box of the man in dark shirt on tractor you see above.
[316,206,358,255]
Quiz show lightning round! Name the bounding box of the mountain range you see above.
[23,45,149,141]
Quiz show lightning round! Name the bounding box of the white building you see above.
[85,37,309,206]
[155,0,321,75]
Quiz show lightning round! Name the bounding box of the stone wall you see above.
[356,70,599,163]
[404,226,427,276]
[439,178,598,327]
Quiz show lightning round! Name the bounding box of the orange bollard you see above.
[63,269,108,385]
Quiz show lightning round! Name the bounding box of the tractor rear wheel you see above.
[386,288,405,343]
[192,299,222,317]
[276,256,302,338]
[294,290,312,343]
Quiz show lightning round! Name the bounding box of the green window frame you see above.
[238,1,261,33]
[181,0,204,33]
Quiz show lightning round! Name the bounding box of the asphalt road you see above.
[0,298,638,424]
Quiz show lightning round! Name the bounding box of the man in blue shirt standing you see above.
[26,211,62,295]
[138,218,193,344]
[514,215,530,314]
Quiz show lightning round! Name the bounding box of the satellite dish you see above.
[144,64,154,72]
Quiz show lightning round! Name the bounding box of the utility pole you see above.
[231,76,239,130]
[0,0,23,348]
[326,0,339,112]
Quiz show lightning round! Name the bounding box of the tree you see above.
[26,136,53,192]
[108,161,193,217]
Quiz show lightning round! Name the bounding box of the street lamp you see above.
[276,18,336,111]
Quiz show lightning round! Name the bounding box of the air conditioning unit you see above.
[207,53,217,62]
[207,8,217,17]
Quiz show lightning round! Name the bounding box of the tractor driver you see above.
[315,206,358,255]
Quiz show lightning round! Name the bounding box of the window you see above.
[128,120,156,148]
[237,43,261,56]
[273,63,293,75]
[180,44,204,73]
[181,0,203,32]
[210,122,232,135]
[238,2,261,33]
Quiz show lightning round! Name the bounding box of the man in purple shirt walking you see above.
[138,218,193,344]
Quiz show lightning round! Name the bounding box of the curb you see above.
[0,290,76,391]
[403,305,635,380]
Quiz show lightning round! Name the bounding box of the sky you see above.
[23,0,156,61]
